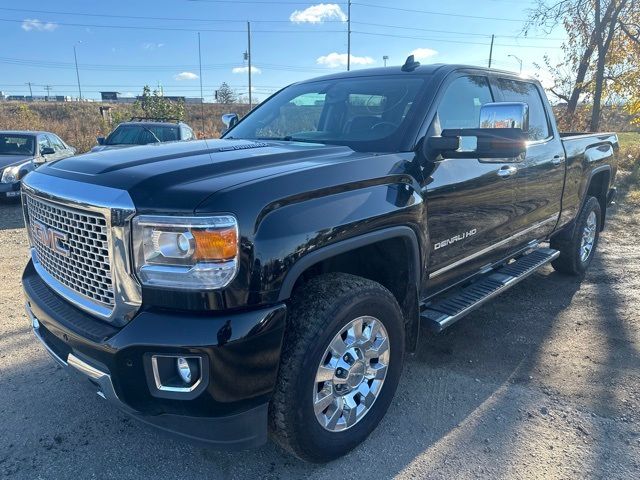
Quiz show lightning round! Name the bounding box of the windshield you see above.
[106,125,179,145]
[0,134,35,156]
[225,76,426,152]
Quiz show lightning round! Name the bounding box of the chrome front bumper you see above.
[26,302,136,415]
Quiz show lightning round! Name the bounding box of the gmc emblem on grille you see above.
[31,220,70,257]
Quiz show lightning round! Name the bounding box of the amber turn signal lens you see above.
[192,227,237,261]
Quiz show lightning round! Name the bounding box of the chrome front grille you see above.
[25,194,115,309]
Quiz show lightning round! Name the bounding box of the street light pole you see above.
[508,54,523,74]
[73,42,82,101]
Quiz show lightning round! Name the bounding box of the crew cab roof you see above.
[291,63,537,84]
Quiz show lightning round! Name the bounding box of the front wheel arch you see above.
[277,226,422,351]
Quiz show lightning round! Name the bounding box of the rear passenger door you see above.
[492,78,565,240]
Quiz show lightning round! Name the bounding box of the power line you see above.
[0,6,343,23]
[351,21,565,41]
[352,31,563,49]
[0,56,331,73]
[0,17,345,33]
[352,2,526,22]
[187,0,345,4]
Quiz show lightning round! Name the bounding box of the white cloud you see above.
[142,42,165,50]
[174,71,199,81]
[232,66,262,74]
[21,19,58,32]
[410,48,438,61]
[290,4,347,23]
[316,52,375,69]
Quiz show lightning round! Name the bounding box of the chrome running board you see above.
[421,247,560,332]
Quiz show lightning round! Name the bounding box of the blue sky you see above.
[0,0,565,102]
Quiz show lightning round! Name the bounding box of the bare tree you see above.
[215,82,237,105]
[525,0,633,130]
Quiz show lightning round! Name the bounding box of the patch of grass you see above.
[0,102,250,153]
[617,132,640,171]
[626,188,640,207]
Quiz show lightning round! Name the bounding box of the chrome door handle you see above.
[497,165,518,178]
[551,155,565,166]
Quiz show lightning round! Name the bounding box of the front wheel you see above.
[551,196,602,275]
[269,273,405,463]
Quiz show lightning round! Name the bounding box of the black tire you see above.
[551,196,602,275]
[269,273,405,463]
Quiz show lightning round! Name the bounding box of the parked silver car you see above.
[0,131,76,200]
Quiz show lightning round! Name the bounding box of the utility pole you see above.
[73,42,82,101]
[44,85,53,101]
[488,34,494,68]
[198,32,205,134]
[247,21,252,109]
[25,82,33,100]
[383,55,389,67]
[347,0,352,71]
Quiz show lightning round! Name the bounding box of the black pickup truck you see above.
[20,59,617,463]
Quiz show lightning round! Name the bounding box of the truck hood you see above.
[38,138,362,213]
[0,154,33,169]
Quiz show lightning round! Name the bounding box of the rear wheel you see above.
[551,196,602,275]
[269,273,405,463]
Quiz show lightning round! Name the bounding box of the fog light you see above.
[176,357,192,383]
[148,354,205,397]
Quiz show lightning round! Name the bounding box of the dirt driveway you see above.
[1,199,638,479]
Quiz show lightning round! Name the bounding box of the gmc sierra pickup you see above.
[20,59,617,463]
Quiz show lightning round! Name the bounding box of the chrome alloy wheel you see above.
[313,316,390,432]
[580,211,597,262]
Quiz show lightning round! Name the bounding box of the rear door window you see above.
[495,79,551,141]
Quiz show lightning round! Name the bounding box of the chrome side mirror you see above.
[221,113,239,129]
[479,102,529,131]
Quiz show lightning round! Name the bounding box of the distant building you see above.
[2,94,70,102]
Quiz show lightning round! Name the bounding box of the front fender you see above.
[252,181,425,302]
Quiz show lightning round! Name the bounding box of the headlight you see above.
[1,165,21,183]
[132,215,239,289]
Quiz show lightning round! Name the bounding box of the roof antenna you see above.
[401,55,421,72]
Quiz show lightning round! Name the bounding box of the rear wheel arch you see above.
[553,165,612,243]
[586,166,611,231]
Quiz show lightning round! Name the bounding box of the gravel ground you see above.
[1,198,639,479]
